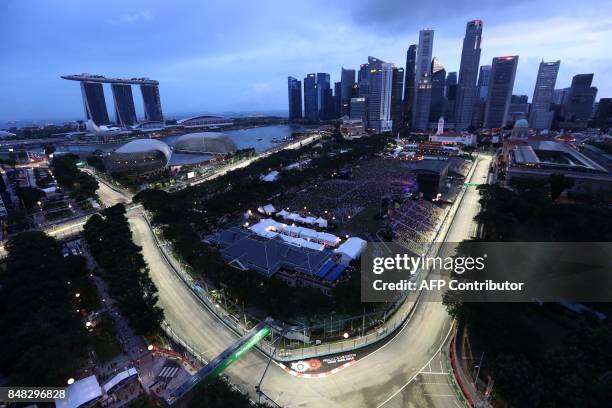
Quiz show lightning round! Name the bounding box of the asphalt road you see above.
[119,154,492,407]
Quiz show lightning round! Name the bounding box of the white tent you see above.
[55,375,102,408]
[261,170,279,182]
[335,237,367,264]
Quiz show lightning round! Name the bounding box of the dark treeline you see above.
[0,232,89,386]
[444,179,612,407]
[84,204,163,335]
[51,153,98,201]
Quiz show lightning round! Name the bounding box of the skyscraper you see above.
[484,56,519,128]
[80,82,111,126]
[528,60,560,130]
[140,84,163,122]
[334,81,342,117]
[508,94,530,124]
[303,74,317,120]
[358,63,370,98]
[365,56,394,133]
[340,68,356,116]
[552,88,570,105]
[563,74,598,124]
[444,72,458,121]
[413,29,434,130]
[403,45,417,127]
[592,98,612,129]
[316,73,332,120]
[455,20,483,130]
[111,84,137,126]
[391,67,404,132]
[477,65,492,99]
[350,97,366,121]
[287,76,302,120]
[430,57,446,122]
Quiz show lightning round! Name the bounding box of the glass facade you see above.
[484,56,518,128]
[140,84,164,122]
[111,84,137,126]
[81,82,111,126]
[455,20,483,130]
[287,76,303,120]
[413,29,434,130]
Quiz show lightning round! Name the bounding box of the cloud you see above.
[109,10,153,25]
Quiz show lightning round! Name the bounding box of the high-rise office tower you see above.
[403,45,417,127]
[413,29,434,129]
[140,84,163,122]
[552,88,570,105]
[484,56,519,128]
[111,84,137,126]
[592,98,612,129]
[287,76,303,120]
[340,68,356,116]
[315,73,332,120]
[303,74,317,120]
[334,81,342,117]
[477,65,492,99]
[350,97,366,121]
[80,82,111,126]
[528,60,560,130]
[564,74,598,123]
[444,72,458,121]
[508,94,530,124]
[455,20,483,130]
[358,63,370,98]
[391,67,404,132]
[430,57,446,122]
[365,56,394,133]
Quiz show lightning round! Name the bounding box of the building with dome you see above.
[105,138,171,176]
[174,132,237,154]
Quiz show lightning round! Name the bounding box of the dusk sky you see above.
[1,0,611,122]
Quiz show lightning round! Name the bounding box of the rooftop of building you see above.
[61,74,158,85]
[114,138,172,160]
[507,138,608,173]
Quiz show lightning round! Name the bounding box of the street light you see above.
[343,332,349,339]
[147,345,154,351]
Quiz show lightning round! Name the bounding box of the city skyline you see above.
[1,0,612,122]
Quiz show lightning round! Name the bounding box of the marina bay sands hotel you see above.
[61,74,164,128]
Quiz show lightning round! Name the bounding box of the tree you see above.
[83,204,163,335]
[549,173,574,200]
[16,186,44,209]
[0,232,89,386]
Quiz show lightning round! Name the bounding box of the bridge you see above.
[167,319,272,405]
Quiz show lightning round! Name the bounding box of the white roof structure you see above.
[174,132,237,154]
[249,219,339,249]
[55,375,102,408]
[315,217,328,228]
[114,138,172,161]
[259,204,276,214]
[102,368,138,394]
[0,130,16,138]
[335,237,367,262]
[277,210,328,228]
[261,170,279,182]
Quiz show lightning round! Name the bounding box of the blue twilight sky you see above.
[1,0,611,122]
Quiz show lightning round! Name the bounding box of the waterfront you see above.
[55,125,309,165]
